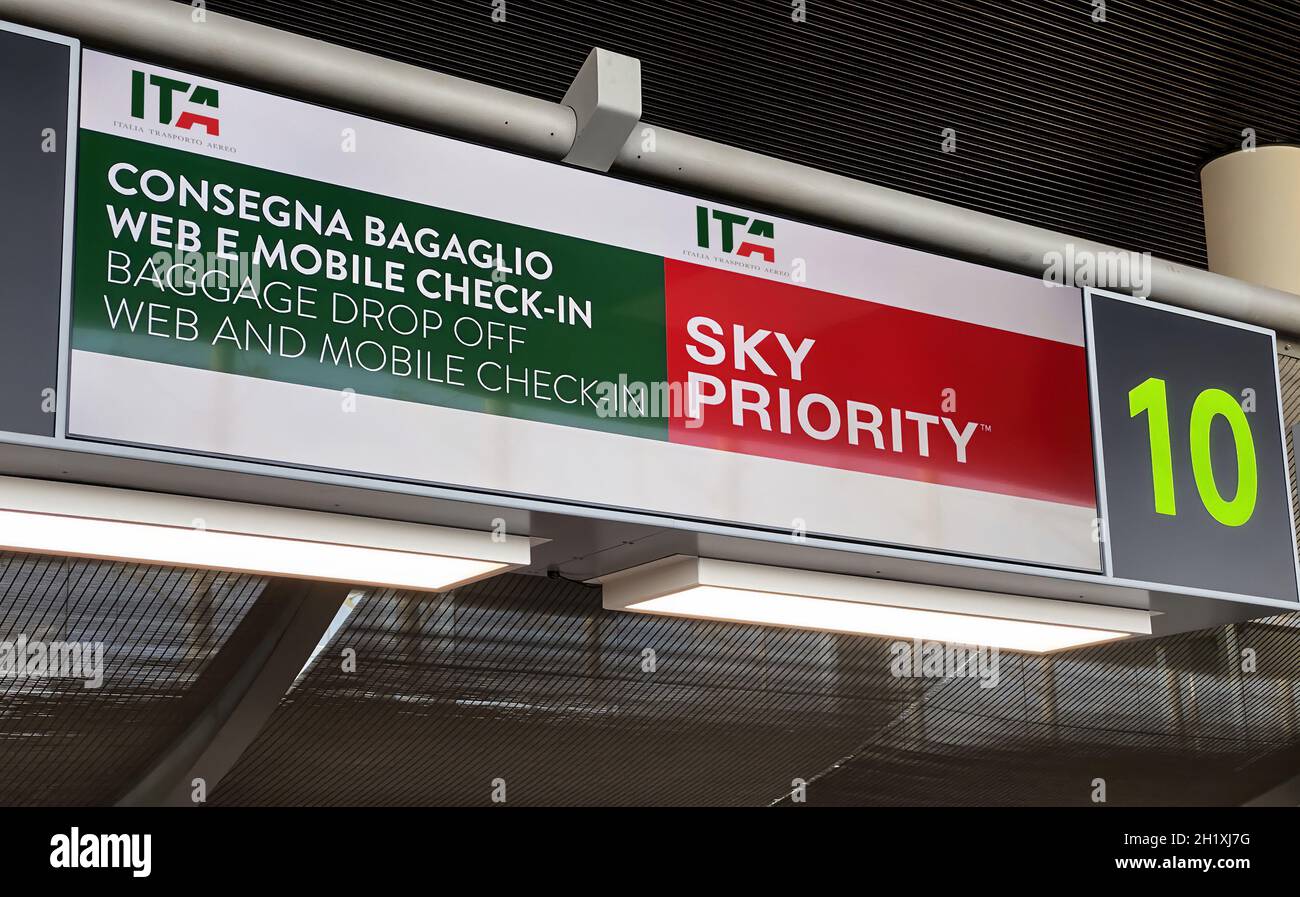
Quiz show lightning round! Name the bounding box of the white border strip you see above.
[67,349,1104,572]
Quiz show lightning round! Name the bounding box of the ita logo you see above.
[695,205,775,263]
[130,70,220,136]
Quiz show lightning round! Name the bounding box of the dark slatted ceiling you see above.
[188,0,1300,268]
[4,555,1299,806]
[0,554,268,806]
[213,575,1300,807]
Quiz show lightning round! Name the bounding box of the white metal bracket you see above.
[561,47,642,172]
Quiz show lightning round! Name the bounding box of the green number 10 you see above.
[1128,377,1258,527]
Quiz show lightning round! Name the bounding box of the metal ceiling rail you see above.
[5,0,1300,334]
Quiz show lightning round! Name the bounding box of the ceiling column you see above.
[1203,146,1300,295]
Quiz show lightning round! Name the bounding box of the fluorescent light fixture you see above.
[599,556,1150,653]
[0,476,528,591]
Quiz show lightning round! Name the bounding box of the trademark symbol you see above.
[980,423,993,433]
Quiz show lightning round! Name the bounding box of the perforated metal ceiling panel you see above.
[186,0,1300,268]
[210,574,1300,806]
[0,554,268,806]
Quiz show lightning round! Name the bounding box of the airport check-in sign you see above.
[34,49,1298,603]
[1088,292,1299,601]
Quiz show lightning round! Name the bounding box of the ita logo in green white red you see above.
[696,205,775,263]
[130,70,220,136]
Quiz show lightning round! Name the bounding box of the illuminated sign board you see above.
[2,46,1286,608]
[67,50,1101,572]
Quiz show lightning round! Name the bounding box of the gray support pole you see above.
[0,0,576,158]
[614,124,1300,334]
[117,578,349,807]
[4,0,1300,334]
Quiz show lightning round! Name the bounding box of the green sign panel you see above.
[73,129,668,440]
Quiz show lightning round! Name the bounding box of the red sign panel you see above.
[665,259,1096,508]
